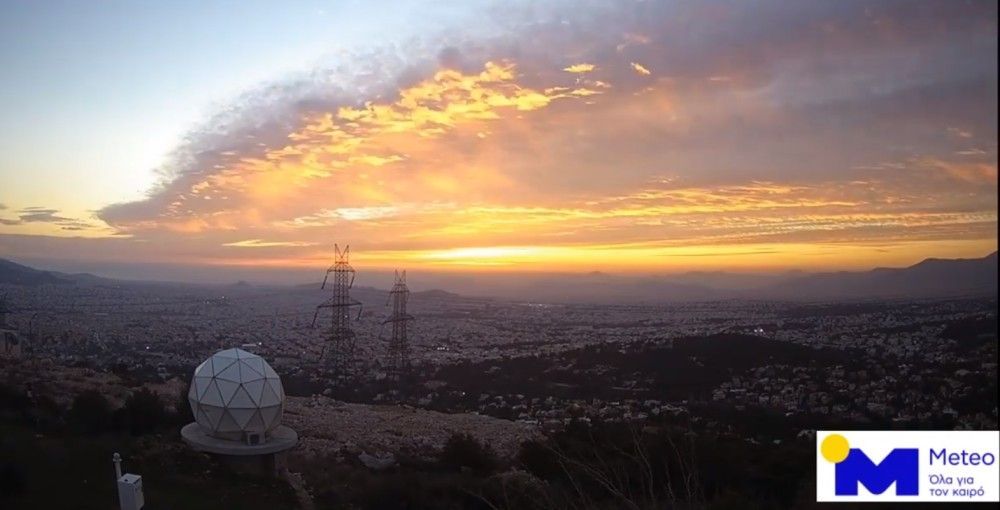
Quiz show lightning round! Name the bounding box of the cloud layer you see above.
[5,0,998,272]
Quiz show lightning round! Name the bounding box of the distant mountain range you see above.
[0,258,71,286]
[0,258,110,287]
[445,252,996,303]
[1,252,996,302]
[763,251,997,300]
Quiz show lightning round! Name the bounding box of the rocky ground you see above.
[1,358,538,464]
[284,395,539,461]
[2,358,136,407]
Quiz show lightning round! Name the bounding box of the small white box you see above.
[117,473,144,510]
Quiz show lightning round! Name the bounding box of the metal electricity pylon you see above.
[383,270,413,378]
[0,293,9,328]
[312,244,362,371]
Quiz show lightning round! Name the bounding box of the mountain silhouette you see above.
[0,258,69,285]
[764,252,997,300]
[1,252,996,301]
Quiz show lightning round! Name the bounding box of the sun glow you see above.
[415,246,540,263]
[346,239,997,272]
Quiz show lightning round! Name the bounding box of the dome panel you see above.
[189,348,286,437]
[215,378,240,404]
[248,410,266,431]
[200,380,225,407]
[217,410,241,432]
[195,406,211,428]
[240,360,265,380]
[201,404,225,430]
[216,361,243,383]
[263,364,279,379]
[210,356,236,376]
[230,407,256,429]
[243,379,266,406]
[260,405,281,429]
[243,357,265,377]
[260,381,281,407]
[216,348,241,359]
[194,360,210,377]
[228,386,256,408]
[193,376,212,400]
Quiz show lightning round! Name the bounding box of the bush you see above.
[516,440,561,480]
[439,433,497,475]
[0,461,27,500]
[122,388,166,435]
[28,394,64,433]
[175,383,193,424]
[67,390,113,434]
[0,383,31,413]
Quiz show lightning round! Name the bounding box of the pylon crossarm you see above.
[312,302,333,327]
[320,264,336,289]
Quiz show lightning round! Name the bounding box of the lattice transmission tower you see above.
[0,293,9,328]
[383,270,413,378]
[312,244,362,371]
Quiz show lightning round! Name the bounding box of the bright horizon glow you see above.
[162,239,996,275]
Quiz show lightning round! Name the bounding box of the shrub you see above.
[175,383,194,424]
[0,461,27,499]
[122,387,166,435]
[29,394,64,433]
[516,440,561,480]
[0,383,30,413]
[439,433,497,475]
[67,390,112,434]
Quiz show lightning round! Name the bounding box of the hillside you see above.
[0,258,68,286]
[766,252,997,300]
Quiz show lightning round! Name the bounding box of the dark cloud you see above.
[12,207,96,230]
[18,207,71,223]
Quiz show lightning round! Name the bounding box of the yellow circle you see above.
[821,434,850,463]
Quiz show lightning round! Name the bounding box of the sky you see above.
[0,0,997,283]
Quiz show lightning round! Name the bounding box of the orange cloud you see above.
[630,62,651,75]
[919,157,998,184]
[564,63,596,73]
[116,61,602,239]
[222,239,318,248]
[82,2,997,275]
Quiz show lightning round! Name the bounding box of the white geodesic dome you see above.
[188,348,285,440]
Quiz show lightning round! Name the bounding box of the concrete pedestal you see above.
[181,423,297,477]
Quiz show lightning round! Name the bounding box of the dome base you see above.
[181,422,298,456]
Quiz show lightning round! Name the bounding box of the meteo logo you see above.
[816,430,1000,503]
[820,433,918,496]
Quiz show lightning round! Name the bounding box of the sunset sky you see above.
[1,0,997,280]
